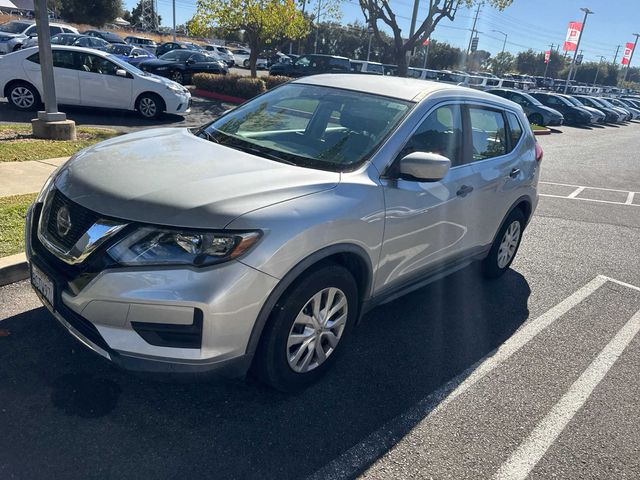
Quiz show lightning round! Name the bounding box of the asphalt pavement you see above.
[1,122,639,479]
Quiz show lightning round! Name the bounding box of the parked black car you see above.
[138,50,227,84]
[83,30,126,44]
[269,54,350,77]
[155,41,194,57]
[529,92,593,125]
[573,96,623,123]
[487,88,564,126]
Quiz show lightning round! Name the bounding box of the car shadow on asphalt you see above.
[0,265,530,479]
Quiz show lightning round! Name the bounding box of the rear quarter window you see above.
[506,112,524,152]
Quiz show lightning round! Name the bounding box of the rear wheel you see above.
[243,59,250,68]
[7,82,40,110]
[253,264,358,392]
[136,93,164,119]
[482,209,525,279]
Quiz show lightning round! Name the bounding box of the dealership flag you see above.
[622,42,635,65]
[544,50,551,63]
[423,38,430,46]
[563,22,583,51]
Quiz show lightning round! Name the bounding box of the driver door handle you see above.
[456,185,474,197]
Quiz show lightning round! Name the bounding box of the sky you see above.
[123,0,640,63]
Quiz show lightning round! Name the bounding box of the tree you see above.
[59,0,121,26]
[411,40,464,70]
[516,49,538,75]
[359,0,514,76]
[490,51,515,76]
[305,0,343,52]
[191,0,309,77]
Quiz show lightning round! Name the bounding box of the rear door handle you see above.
[456,185,474,197]
[509,168,521,178]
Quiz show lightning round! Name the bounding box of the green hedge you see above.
[193,73,289,99]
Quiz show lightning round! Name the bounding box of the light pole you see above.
[622,33,640,82]
[492,29,507,55]
[564,7,593,94]
[593,55,606,86]
[366,25,374,62]
[172,0,176,42]
[314,0,322,53]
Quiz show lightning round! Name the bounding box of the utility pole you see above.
[172,0,176,42]
[314,0,322,53]
[366,25,374,62]
[613,45,621,65]
[492,29,507,55]
[406,0,420,66]
[622,33,640,82]
[543,43,554,82]
[465,2,482,70]
[564,7,593,94]
[593,55,606,86]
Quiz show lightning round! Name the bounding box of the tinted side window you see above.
[52,50,78,70]
[506,112,523,152]
[400,105,464,167]
[49,26,62,35]
[190,53,208,62]
[27,52,40,64]
[468,107,507,161]
[24,25,37,36]
[329,57,348,69]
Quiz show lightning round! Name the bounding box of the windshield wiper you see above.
[199,129,297,166]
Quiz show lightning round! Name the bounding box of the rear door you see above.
[22,50,80,105]
[77,52,132,109]
[466,105,532,247]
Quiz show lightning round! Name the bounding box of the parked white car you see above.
[230,47,268,69]
[0,46,191,119]
[204,44,235,66]
[0,20,78,54]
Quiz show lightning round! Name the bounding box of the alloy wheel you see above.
[497,220,521,269]
[11,86,34,109]
[139,97,157,118]
[286,287,348,373]
[171,71,183,84]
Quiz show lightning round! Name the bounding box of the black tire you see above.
[529,113,544,126]
[12,44,22,52]
[243,59,250,68]
[170,70,184,84]
[6,81,40,111]
[253,264,359,392]
[482,208,526,279]
[136,93,164,119]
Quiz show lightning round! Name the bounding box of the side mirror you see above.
[399,152,451,182]
[115,68,128,78]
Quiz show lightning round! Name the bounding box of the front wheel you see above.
[253,264,359,392]
[243,59,250,68]
[482,209,525,279]
[137,93,164,119]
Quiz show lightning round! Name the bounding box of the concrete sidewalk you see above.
[0,157,69,197]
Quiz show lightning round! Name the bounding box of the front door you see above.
[77,53,132,109]
[375,103,484,293]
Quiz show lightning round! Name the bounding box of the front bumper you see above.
[26,202,278,377]
[165,92,192,114]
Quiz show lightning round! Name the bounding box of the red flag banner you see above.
[563,22,583,51]
[544,50,551,63]
[622,42,635,65]
[423,38,430,47]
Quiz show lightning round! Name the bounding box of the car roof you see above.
[293,74,523,106]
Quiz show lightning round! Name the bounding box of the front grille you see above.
[45,190,100,250]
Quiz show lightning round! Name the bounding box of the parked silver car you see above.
[27,75,541,391]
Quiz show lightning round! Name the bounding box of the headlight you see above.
[156,66,168,71]
[166,82,182,92]
[107,227,261,267]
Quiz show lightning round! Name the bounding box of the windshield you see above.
[161,50,191,61]
[598,98,615,108]
[52,34,78,45]
[0,21,30,34]
[197,84,413,171]
[586,97,605,107]
[105,54,145,75]
[519,92,542,105]
[565,96,584,107]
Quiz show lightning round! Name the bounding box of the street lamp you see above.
[564,7,594,94]
[593,55,606,86]
[492,30,507,55]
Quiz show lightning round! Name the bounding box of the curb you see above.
[533,128,552,136]
[192,88,247,104]
[0,253,28,287]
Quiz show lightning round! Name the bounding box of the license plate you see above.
[31,264,55,309]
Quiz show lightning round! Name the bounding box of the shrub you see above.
[235,77,267,98]
[264,75,290,90]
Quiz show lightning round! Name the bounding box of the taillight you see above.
[535,142,544,163]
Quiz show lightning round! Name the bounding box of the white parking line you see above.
[494,308,640,480]
[539,181,640,207]
[308,275,631,480]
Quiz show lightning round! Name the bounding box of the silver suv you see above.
[27,75,541,391]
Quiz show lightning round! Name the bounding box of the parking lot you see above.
[1,118,639,479]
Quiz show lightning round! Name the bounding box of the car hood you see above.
[581,106,605,117]
[53,128,340,229]
[538,105,563,118]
